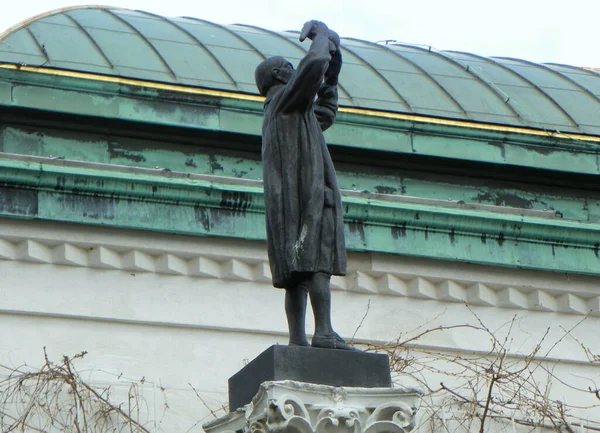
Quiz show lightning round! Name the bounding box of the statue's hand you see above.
[325,49,342,85]
[299,20,330,42]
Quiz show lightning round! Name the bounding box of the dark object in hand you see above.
[300,20,340,53]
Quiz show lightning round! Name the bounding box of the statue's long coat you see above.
[261,36,347,288]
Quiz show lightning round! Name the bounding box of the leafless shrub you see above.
[368,305,600,433]
[2,306,598,433]
[0,348,151,433]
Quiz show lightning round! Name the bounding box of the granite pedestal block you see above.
[228,345,391,411]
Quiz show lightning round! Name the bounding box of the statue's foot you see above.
[312,332,360,351]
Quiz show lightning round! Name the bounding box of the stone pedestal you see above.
[204,381,422,433]
[229,345,391,411]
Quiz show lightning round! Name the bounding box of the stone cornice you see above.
[0,154,599,276]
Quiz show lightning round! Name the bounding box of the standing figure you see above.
[255,21,354,350]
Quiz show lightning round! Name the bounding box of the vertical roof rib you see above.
[64,12,114,68]
[135,10,238,87]
[395,44,529,123]
[346,38,468,115]
[499,57,600,110]
[25,27,50,65]
[102,9,178,80]
[180,17,267,60]
[338,43,414,112]
[490,56,580,129]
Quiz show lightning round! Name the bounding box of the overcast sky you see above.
[0,0,597,68]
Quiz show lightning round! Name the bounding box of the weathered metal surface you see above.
[0,125,263,178]
[2,119,598,224]
[0,155,598,275]
[0,68,599,180]
[2,6,600,135]
[0,186,37,216]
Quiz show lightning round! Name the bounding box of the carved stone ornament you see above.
[203,381,423,433]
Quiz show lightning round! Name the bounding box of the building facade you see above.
[0,6,599,432]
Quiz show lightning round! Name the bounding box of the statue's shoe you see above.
[312,332,360,351]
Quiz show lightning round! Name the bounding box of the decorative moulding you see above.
[203,380,422,433]
[0,229,598,317]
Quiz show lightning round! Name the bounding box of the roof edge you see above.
[0,5,129,42]
[2,63,600,144]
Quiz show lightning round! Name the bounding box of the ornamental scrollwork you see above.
[364,402,417,433]
[245,396,416,433]
[315,407,362,433]
[206,381,422,433]
[265,394,313,433]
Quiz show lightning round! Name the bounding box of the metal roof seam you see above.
[24,27,50,66]
[102,8,178,81]
[491,56,582,131]
[346,38,468,116]
[233,24,307,53]
[396,46,529,125]
[63,12,114,69]
[581,67,600,77]
[444,50,574,132]
[517,59,600,108]
[339,43,414,113]
[179,17,267,61]
[546,63,600,78]
[135,10,239,88]
[545,63,600,104]
[0,5,132,41]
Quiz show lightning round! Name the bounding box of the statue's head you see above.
[255,56,294,96]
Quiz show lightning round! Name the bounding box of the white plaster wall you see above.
[0,219,598,432]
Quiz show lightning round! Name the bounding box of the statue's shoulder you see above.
[264,86,287,113]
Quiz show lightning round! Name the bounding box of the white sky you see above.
[0,0,598,68]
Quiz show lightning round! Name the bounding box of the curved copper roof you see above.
[1,5,600,135]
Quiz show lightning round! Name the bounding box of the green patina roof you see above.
[1,5,600,136]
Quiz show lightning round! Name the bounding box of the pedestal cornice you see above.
[204,381,423,433]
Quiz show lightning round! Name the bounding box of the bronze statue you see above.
[255,21,355,350]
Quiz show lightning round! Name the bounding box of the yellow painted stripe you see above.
[341,106,600,143]
[0,64,264,101]
[2,63,600,144]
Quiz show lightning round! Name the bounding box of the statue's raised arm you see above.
[314,48,342,132]
[254,22,356,351]
[255,21,339,113]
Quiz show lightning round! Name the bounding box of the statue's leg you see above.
[285,282,310,346]
[309,272,358,351]
[307,272,334,337]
